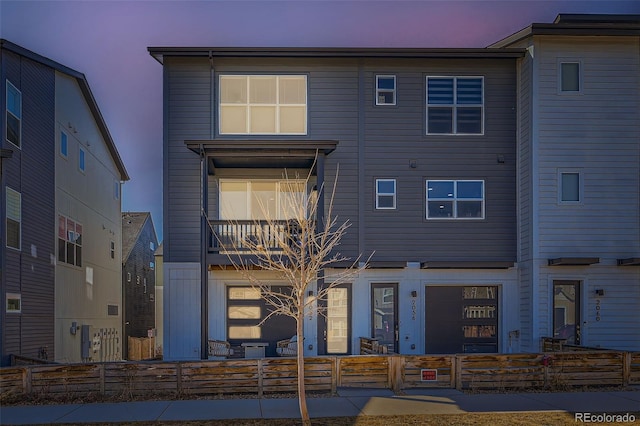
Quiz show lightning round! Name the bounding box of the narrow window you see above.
[560,62,580,92]
[6,293,21,313]
[376,75,396,105]
[143,278,147,294]
[6,187,21,250]
[150,241,155,251]
[127,272,131,282]
[114,181,120,200]
[110,241,115,259]
[150,261,155,270]
[58,215,82,266]
[107,304,119,316]
[79,147,86,172]
[60,131,68,157]
[375,179,396,209]
[560,172,581,203]
[6,80,21,148]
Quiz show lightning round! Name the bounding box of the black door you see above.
[553,280,581,345]
[371,283,399,353]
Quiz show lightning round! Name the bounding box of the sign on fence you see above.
[421,368,437,381]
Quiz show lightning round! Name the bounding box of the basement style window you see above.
[376,75,396,105]
[5,187,21,250]
[427,76,483,134]
[427,180,484,219]
[5,80,21,148]
[219,75,307,135]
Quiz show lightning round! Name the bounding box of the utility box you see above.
[81,325,93,361]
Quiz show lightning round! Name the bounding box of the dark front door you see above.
[318,284,351,355]
[553,280,581,345]
[227,285,296,357]
[371,283,398,353]
[425,286,498,354]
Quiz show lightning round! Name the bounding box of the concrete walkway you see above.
[1,388,639,425]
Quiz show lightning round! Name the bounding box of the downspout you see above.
[315,152,325,354]
[200,145,208,359]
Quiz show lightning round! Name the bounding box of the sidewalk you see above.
[1,388,639,425]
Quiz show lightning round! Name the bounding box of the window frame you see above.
[5,80,22,149]
[60,130,68,158]
[558,60,582,94]
[6,293,21,313]
[558,169,583,205]
[218,74,308,135]
[78,147,86,173]
[426,76,484,135]
[375,178,397,210]
[58,214,83,267]
[375,75,396,106]
[426,179,485,220]
[5,187,21,250]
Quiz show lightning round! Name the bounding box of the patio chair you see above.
[208,339,234,357]
[276,335,299,357]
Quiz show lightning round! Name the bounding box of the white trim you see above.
[426,179,485,220]
[375,178,396,210]
[375,75,396,106]
[6,292,21,313]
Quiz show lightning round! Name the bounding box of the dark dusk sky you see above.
[2,1,639,241]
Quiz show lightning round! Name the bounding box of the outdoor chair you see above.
[275,335,299,357]
[208,339,234,357]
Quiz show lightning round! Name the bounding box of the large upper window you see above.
[58,215,83,267]
[6,187,21,250]
[427,180,484,219]
[219,179,306,220]
[219,75,307,135]
[6,80,22,148]
[427,77,483,135]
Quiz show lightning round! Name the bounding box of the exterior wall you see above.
[514,35,640,351]
[154,247,164,356]
[54,71,123,362]
[163,262,201,360]
[207,266,520,356]
[0,48,56,365]
[122,215,158,359]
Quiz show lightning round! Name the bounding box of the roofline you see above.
[489,14,640,48]
[122,212,154,263]
[147,47,525,64]
[1,39,129,181]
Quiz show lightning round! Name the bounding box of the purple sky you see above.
[2,0,639,241]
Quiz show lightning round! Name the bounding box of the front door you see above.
[318,284,351,355]
[371,283,398,353]
[553,280,581,345]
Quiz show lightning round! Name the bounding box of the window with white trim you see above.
[427,76,483,134]
[219,75,307,134]
[559,171,581,203]
[560,61,580,93]
[376,75,396,105]
[6,80,21,148]
[58,215,82,266]
[6,187,21,250]
[6,293,21,313]
[375,179,396,209]
[427,180,484,219]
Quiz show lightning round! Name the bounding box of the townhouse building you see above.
[122,212,159,359]
[0,40,129,365]
[149,45,523,359]
[491,14,640,351]
[151,13,639,361]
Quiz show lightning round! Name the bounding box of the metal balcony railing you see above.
[208,220,304,253]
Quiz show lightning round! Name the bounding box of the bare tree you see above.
[208,166,367,425]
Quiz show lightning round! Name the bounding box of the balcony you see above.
[208,220,304,253]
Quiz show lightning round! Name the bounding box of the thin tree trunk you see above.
[297,315,310,426]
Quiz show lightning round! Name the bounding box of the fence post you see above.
[99,364,105,395]
[176,363,182,394]
[331,357,337,394]
[623,352,630,387]
[23,366,32,394]
[257,358,263,398]
[388,355,402,392]
[449,355,456,389]
[455,355,462,390]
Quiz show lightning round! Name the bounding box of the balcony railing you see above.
[208,220,304,253]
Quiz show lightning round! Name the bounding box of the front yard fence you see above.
[1,351,639,398]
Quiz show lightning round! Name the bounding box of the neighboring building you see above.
[154,242,164,357]
[0,40,129,365]
[122,212,158,359]
[149,45,523,359]
[490,14,640,351]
